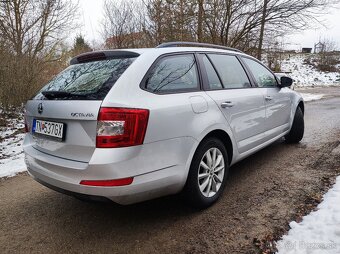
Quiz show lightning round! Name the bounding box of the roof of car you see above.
[70,44,246,65]
[101,41,244,55]
[127,47,244,54]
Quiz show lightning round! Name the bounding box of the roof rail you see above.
[156,41,243,53]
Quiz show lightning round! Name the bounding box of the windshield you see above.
[34,57,136,100]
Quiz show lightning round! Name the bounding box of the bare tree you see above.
[102,0,149,48]
[0,0,78,59]
[0,0,78,107]
[202,0,262,50]
[257,0,339,59]
[142,0,339,57]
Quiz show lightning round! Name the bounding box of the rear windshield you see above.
[34,57,136,100]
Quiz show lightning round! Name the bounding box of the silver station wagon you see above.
[23,42,304,208]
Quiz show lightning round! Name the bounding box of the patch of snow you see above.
[0,133,26,177]
[0,121,24,139]
[0,110,27,178]
[0,154,26,178]
[300,93,325,102]
[281,54,340,87]
[276,176,340,254]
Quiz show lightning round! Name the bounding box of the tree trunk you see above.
[197,0,204,42]
[257,0,268,60]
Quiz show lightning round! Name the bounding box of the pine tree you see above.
[72,35,92,56]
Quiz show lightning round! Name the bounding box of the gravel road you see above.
[1,87,340,254]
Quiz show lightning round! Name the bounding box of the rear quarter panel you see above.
[101,50,238,181]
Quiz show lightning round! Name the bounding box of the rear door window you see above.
[34,57,136,100]
[208,54,251,89]
[145,54,199,93]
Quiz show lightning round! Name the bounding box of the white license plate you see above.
[33,119,65,140]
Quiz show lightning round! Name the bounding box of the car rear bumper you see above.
[24,137,197,204]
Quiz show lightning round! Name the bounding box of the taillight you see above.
[96,107,149,148]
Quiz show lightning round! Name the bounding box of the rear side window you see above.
[202,55,223,90]
[208,54,251,89]
[145,54,199,93]
[242,57,277,87]
[34,57,136,100]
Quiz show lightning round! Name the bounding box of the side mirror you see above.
[280,76,293,88]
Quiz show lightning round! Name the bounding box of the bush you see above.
[317,64,338,72]
[0,48,67,107]
[303,52,340,73]
[316,51,340,73]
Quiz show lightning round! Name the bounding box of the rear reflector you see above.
[96,107,149,148]
[24,113,29,133]
[24,121,29,133]
[80,177,133,187]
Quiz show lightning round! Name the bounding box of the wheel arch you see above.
[298,100,304,115]
[181,128,234,207]
[181,128,234,190]
[200,129,233,166]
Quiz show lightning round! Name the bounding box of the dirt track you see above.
[1,87,340,253]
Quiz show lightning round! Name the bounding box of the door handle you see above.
[221,101,234,108]
[265,96,273,101]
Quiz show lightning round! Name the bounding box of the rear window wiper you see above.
[42,91,89,99]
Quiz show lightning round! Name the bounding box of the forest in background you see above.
[0,0,338,107]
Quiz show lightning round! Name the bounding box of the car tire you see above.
[285,107,304,143]
[183,137,229,208]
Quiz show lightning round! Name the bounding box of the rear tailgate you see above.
[24,50,141,163]
[25,100,101,162]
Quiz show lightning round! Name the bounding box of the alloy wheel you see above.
[198,147,225,198]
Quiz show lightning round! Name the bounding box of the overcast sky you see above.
[285,8,340,50]
[74,0,340,50]
[75,0,104,45]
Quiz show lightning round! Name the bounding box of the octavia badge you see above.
[38,103,43,114]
